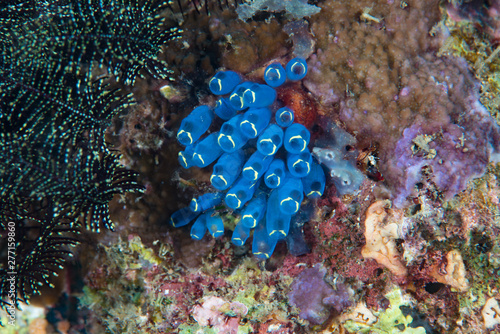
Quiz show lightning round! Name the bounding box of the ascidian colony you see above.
[2,1,500,334]
[170,58,364,260]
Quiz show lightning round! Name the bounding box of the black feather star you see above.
[0,0,188,311]
[22,0,182,85]
[0,206,81,308]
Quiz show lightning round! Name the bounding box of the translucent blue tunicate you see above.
[286,202,313,256]
[209,70,241,95]
[228,82,253,110]
[264,159,285,189]
[312,144,366,196]
[242,151,273,182]
[302,162,326,198]
[178,145,195,169]
[286,57,308,81]
[242,83,277,108]
[330,160,366,196]
[170,207,200,228]
[287,150,312,178]
[232,222,251,246]
[284,123,310,154]
[190,213,208,240]
[264,63,286,87]
[218,114,249,153]
[257,124,283,156]
[171,63,325,259]
[252,217,278,260]
[192,132,224,167]
[225,177,259,210]
[177,105,214,146]
[214,97,238,120]
[206,213,225,238]
[275,107,294,128]
[210,150,245,190]
[240,194,267,229]
[239,107,271,138]
[189,192,224,213]
[266,189,292,240]
[277,176,304,215]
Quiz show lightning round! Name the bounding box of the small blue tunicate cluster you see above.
[171,58,325,259]
[311,124,365,196]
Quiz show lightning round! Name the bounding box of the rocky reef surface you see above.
[5,0,500,333]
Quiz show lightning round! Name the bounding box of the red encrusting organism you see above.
[277,86,319,129]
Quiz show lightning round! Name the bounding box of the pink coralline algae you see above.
[288,264,351,325]
[192,296,248,334]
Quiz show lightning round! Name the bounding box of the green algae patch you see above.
[344,286,426,334]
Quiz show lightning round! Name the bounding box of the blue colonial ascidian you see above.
[214,97,238,120]
[264,159,286,188]
[242,151,273,182]
[171,57,364,258]
[302,162,326,198]
[225,177,260,210]
[276,107,294,127]
[286,57,308,81]
[178,144,196,169]
[287,150,312,178]
[243,83,277,108]
[257,124,283,156]
[206,213,225,238]
[277,176,304,215]
[210,150,245,190]
[192,132,224,167]
[209,70,241,95]
[170,206,201,228]
[253,217,278,259]
[266,189,292,240]
[190,213,208,240]
[232,221,251,246]
[264,63,286,87]
[284,123,310,154]
[228,82,253,110]
[239,107,271,138]
[218,114,249,153]
[240,193,267,229]
[189,192,223,213]
[177,105,213,146]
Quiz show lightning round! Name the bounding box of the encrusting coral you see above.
[305,0,500,207]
